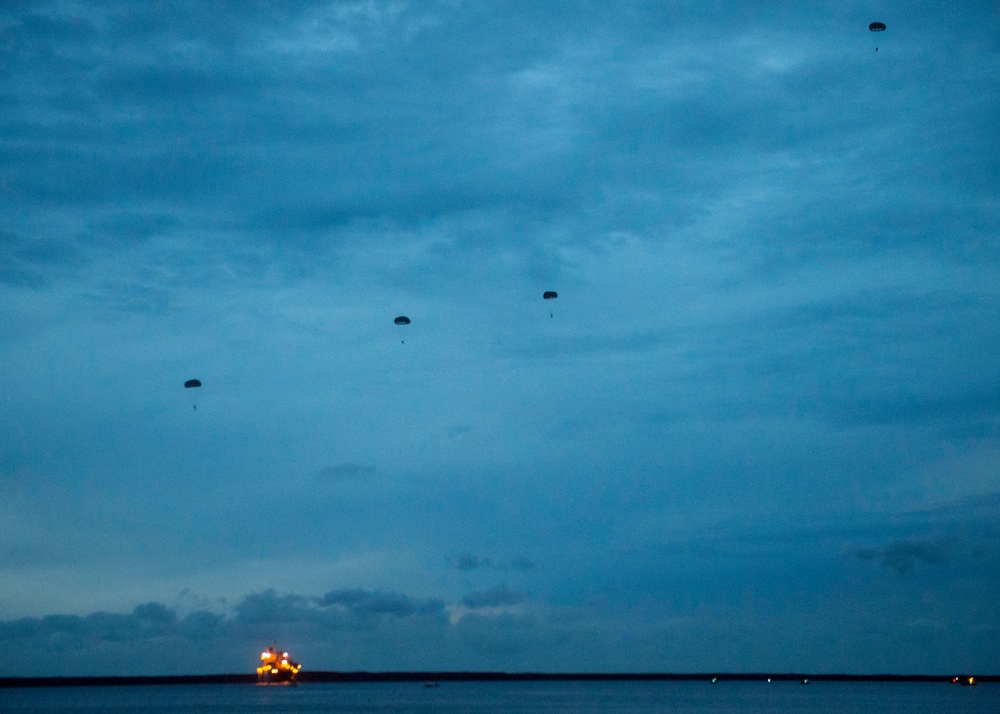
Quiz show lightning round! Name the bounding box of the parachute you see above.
[184,379,201,410]
[543,291,558,318]
[394,315,410,343]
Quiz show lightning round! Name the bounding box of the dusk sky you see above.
[2,1,999,677]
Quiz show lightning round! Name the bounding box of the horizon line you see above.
[1,671,995,689]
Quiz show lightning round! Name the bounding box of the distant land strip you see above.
[1,672,996,688]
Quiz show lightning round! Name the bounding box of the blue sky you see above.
[1,0,999,676]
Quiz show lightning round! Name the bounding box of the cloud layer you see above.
[1,0,998,675]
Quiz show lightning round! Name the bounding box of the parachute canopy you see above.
[869,22,886,32]
[394,316,410,325]
[184,379,201,388]
[543,291,558,300]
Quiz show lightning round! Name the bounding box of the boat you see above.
[953,676,976,687]
[256,643,301,685]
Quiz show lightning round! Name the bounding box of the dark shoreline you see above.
[1,672,995,689]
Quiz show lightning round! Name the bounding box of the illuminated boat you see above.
[256,643,301,685]
[953,676,976,687]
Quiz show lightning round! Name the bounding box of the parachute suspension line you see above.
[394,315,410,344]
[184,378,201,411]
[869,21,886,53]
[543,291,557,318]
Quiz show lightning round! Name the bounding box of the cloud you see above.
[448,553,536,572]
[0,262,46,289]
[133,601,176,624]
[176,610,226,639]
[461,585,526,609]
[0,587,451,675]
[2,554,999,676]
[0,229,85,288]
[2,0,999,679]
[850,539,953,575]
[315,588,445,617]
[507,558,536,572]
[0,586,507,675]
[450,552,488,571]
[90,212,181,247]
[446,585,529,626]
[0,602,208,644]
[233,590,312,624]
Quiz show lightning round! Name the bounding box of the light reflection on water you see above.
[0,680,995,714]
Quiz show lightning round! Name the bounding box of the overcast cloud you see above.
[1,0,998,676]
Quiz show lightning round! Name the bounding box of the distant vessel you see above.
[953,676,976,687]
[256,644,301,685]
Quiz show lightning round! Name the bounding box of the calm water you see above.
[0,680,994,714]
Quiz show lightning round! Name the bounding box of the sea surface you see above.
[0,680,994,714]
